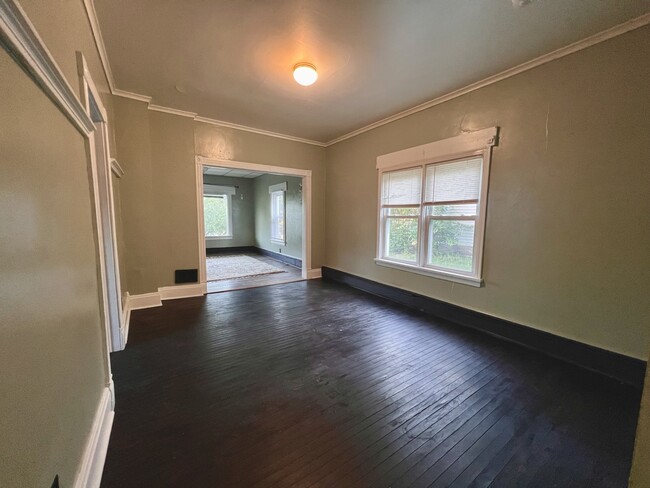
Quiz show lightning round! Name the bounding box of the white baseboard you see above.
[307,268,322,279]
[158,283,204,300]
[73,385,115,488]
[126,292,163,310]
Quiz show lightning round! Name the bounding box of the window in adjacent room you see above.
[203,185,234,239]
[376,128,498,286]
[269,182,287,244]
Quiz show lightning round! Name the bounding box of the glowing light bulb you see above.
[293,63,318,86]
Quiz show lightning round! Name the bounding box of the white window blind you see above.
[381,168,422,206]
[425,157,482,203]
[204,184,236,196]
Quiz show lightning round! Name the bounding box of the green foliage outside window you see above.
[204,195,229,236]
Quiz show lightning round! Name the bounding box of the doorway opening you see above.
[196,157,313,293]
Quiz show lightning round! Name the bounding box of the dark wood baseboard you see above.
[206,246,257,255]
[256,248,302,268]
[321,266,646,388]
[205,246,302,268]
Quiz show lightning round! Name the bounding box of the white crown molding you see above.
[325,13,650,146]
[194,115,327,147]
[82,0,114,91]
[112,88,151,103]
[149,103,197,118]
[0,0,95,135]
[111,90,327,146]
[81,0,648,149]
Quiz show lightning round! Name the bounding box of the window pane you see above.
[387,207,420,216]
[271,191,285,241]
[427,220,475,272]
[204,195,229,236]
[430,203,477,217]
[381,167,422,205]
[385,217,418,262]
[425,157,482,202]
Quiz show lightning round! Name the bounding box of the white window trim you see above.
[375,127,498,287]
[268,182,287,193]
[203,190,233,240]
[270,186,287,244]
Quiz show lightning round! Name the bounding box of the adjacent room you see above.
[201,166,304,293]
[1,1,649,487]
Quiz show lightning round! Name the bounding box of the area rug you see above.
[206,254,286,282]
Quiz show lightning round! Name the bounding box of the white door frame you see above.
[195,156,314,291]
[77,52,125,352]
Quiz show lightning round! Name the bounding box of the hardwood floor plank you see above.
[101,280,641,488]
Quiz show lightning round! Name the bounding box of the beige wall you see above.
[195,123,326,266]
[113,101,326,294]
[18,0,126,296]
[254,174,303,259]
[203,175,256,248]
[324,27,650,360]
[0,44,107,488]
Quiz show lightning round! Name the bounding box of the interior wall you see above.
[195,122,326,267]
[17,0,126,294]
[203,175,255,249]
[0,42,107,488]
[113,102,326,294]
[324,26,650,360]
[253,174,303,259]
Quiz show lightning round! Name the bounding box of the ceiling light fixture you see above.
[293,63,318,86]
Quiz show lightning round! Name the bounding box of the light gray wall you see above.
[324,26,650,360]
[203,175,255,248]
[253,174,303,259]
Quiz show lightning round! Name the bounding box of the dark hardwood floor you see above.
[102,280,641,487]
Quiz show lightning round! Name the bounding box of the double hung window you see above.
[376,128,497,286]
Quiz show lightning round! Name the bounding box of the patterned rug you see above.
[206,254,286,282]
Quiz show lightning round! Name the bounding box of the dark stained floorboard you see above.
[101,280,641,488]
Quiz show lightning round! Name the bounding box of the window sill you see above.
[374,258,483,287]
[206,236,233,240]
[270,239,286,245]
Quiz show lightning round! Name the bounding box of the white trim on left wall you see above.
[73,385,115,488]
[120,284,205,347]
[0,0,95,135]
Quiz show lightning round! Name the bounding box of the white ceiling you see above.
[203,167,265,178]
[94,0,648,143]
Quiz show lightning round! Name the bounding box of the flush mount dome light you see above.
[293,63,318,86]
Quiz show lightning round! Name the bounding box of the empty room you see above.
[1,1,649,487]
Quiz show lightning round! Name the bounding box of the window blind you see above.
[381,167,422,206]
[425,157,482,203]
